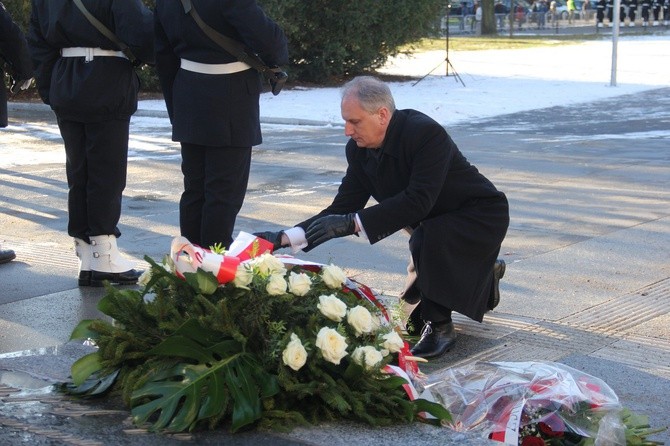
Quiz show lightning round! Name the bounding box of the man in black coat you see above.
[256,76,509,359]
[28,0,154,286]
[154,0,288,250]
[0,1,33,264]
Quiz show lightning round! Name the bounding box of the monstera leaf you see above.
[130,319,279,432]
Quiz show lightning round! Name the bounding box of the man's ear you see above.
[378,107,390,126]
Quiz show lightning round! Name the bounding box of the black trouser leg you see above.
[180,143,251,249]
[58,118,129,240]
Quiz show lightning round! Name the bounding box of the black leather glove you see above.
[305,214,356,248]
[253,231,285,251]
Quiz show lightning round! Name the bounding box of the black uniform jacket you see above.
[154,0,288,147]
[28,0,153,122]
[299,109,510,322]
[1,3,33,127]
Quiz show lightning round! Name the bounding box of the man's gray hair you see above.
[341,76,396,114]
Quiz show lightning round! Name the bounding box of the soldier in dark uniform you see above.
[1,1,33,264]
[597,0,608,25]
[154,0,288,250]
[28,0,154,286]
[662,0,669,25]
[606,0,625,24]
[651,0,661,23]
[641,0,652,24]
[628,0,639,25]
[256,77,510,360]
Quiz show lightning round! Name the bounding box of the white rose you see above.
[380,330,404,353]
[233,262,253,288]
[137,268,152,287]
[317,294,347,322]
[315,327,349,365]
[253,253,286,277]
[351,346,384,370]
[321,264,347,289]
[288,271,312,296]
[266,273,287,296]
[282,333,308,371]
[347,305,373,336]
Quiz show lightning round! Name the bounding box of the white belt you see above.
[61,47,127,62]
[180,58,251,75]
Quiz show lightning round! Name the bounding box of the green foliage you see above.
[59,254,450,433]
[130,319,278,433]
[2,0,31,32]
[259,0,444,83]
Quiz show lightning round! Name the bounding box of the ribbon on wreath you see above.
[170,232,274,284]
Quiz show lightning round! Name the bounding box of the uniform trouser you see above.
[179,143,251,249]
[629,7,636,21]
[642,5,650,19]
[597,9,605,21]
[57,118,129,242]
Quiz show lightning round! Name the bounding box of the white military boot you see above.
[89,235,142,287]
[74,238,92,286]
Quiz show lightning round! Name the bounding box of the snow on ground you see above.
[250,35,670,127]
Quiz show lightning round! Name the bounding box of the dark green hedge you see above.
[258,0,443,83]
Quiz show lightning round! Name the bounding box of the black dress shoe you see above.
[89,269,143,287]
[0,248,16,264]
[487,259,506,311]
[410,321,457,359]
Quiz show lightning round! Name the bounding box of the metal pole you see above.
[509,0,515,37]
[610,0,620,86]
[446,0,450,76]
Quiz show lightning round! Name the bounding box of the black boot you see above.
[0,247,16,264]
[487,259,506,311]
[410,321,457,359]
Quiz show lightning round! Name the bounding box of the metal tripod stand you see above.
[413,2,465,87]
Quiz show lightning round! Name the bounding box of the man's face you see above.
[341,95,389,149]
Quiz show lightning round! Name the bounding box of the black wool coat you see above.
[0,2,33,127]
[154,0,288,147]
[28,0,154,122]
[299,109,510,322]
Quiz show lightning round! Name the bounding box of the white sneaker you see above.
[629,22,635,27]
[653,20,659,26]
